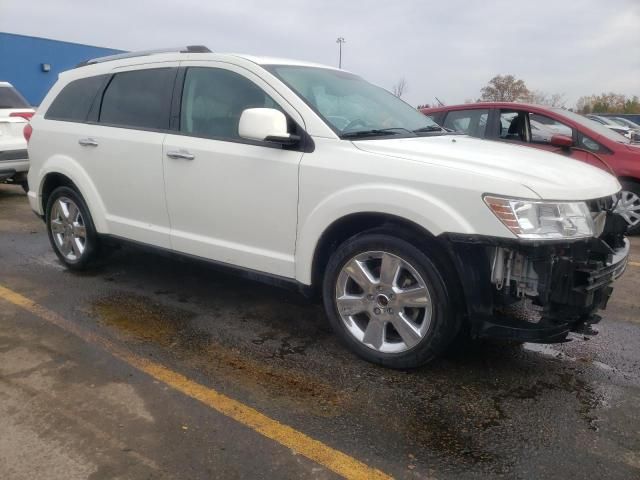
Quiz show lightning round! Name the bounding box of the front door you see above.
[492,109,611,172]
[162,63,305,278]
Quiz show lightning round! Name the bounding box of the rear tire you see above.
[322,231,459,369]
[46,186,100,270]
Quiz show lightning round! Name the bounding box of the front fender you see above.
[34,154,109,233]
[295,184,475,284]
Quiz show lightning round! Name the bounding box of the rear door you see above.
[78,64,178,247]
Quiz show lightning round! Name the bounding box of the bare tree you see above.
[392,78,408,98]
[527,90,567,107]
[480,74,530,102]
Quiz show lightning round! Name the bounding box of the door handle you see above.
[78,138,98,147]
[166,150,195,161]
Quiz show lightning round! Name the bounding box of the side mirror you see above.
[550,134,573,149]
[239,108,300,145]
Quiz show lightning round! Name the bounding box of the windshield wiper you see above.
[413,125,444,133]
[341,127,413,139]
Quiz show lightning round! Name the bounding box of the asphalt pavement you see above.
[1,183,639,479]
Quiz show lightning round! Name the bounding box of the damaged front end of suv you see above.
[442,194,629,343]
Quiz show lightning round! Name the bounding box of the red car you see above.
[420,102,640,233]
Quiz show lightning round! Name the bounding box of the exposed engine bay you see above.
[442,195,629,343]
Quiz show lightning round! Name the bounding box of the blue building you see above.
[0,32,124,106]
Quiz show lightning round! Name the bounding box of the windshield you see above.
[266,65,441,138]
[591,115,619,126]
[554,109,631,144]
[612,117,640,129]
[0,85,30,109]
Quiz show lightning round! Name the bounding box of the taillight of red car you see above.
[23,123,33,143]
[9,111,34,121]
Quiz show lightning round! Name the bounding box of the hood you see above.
[353,135,621,200]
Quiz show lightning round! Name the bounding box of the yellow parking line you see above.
[0,285,392,480]
[629,261,640,268]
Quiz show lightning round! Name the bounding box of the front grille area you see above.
[586,194,617,214]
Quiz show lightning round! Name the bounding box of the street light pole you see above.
[336,37,345,68]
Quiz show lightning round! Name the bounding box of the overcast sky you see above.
[1,0,638,107]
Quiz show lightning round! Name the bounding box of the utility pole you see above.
[336,37,346,68]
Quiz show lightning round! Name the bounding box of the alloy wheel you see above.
[615,190,640,229]
[50,196,87,261]
[335,251,433,353]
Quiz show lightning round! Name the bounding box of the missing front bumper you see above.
[439,228,629,343]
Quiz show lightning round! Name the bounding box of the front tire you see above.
[322,231,459,369]
[617,181,640,235]
[46,186,100,270]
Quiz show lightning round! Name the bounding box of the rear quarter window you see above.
[45,76,106,122]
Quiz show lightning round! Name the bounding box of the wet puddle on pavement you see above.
[88,291,623,475]
[90,292,346,417]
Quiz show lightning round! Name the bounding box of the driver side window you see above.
[180,67,280,141]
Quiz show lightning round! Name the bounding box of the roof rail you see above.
[75,45,211,68]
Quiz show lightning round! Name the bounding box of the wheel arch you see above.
[306,211,464,305]
[37,159,108,232]
[617,176,640,187]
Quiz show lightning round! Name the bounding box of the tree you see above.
[624,96,640,114]
[527,90,567,108]
[480,74,530,102]
[392,78,408,98]
[575,93,639,114]
[576,96,593,114]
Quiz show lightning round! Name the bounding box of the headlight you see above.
[484,195,594,240]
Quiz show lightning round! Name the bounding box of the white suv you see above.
[1,82,34,191]
[26,47,629,368]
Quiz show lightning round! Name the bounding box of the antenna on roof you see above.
[75,45,211,68]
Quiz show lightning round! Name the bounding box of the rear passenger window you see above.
[443,109,488,137]
[45,76,105,122]
[180,67,279,140]
[99,68,176,130]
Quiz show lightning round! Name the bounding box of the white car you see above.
[26,47,629,368]
[0,82,34,190]
[587,114,634,140]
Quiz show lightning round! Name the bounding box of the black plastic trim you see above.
[0,169,17,181]
[75,45,212,68]
[437,231,629,343]
[0,149,28,161]
[101,234,313,297]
